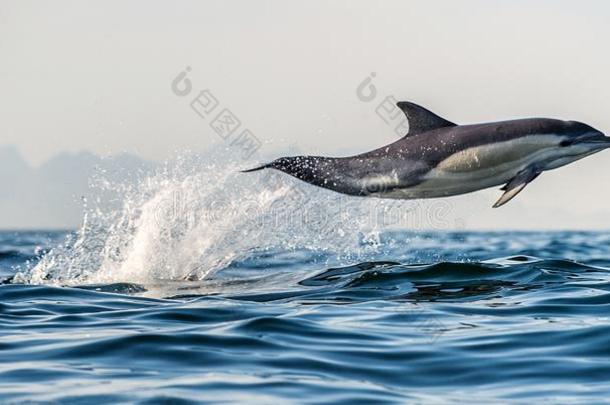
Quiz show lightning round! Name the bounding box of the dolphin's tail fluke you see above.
[240,163,270,173]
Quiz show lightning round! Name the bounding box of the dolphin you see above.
[243,102,610,207]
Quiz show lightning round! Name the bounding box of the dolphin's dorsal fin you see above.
[396,101,457,136]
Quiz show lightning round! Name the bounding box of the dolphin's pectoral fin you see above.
[396,101,457,137]
[492,183,529,208]
[493,168,541,208]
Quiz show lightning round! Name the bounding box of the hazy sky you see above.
[2,0,610,228]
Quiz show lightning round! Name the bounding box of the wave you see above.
[0,250,35,261]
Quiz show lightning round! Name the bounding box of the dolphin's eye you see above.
[559,140,573,147]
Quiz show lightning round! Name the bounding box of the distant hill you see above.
[0,145,156,229]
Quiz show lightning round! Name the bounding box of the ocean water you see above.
[2,159,610,403]
[4,232,610,404]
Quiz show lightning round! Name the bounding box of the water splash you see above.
[15,151,414,286]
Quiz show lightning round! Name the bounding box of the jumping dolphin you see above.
[243,102,610,207]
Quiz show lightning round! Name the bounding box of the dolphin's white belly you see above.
[372,136,559,199]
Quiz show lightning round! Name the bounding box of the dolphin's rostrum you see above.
[243,102,610,207]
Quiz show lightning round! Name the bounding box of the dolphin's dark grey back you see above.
[243,101,600,197]
[360,117,583,167]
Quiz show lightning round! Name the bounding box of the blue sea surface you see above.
[2,230,610,403]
